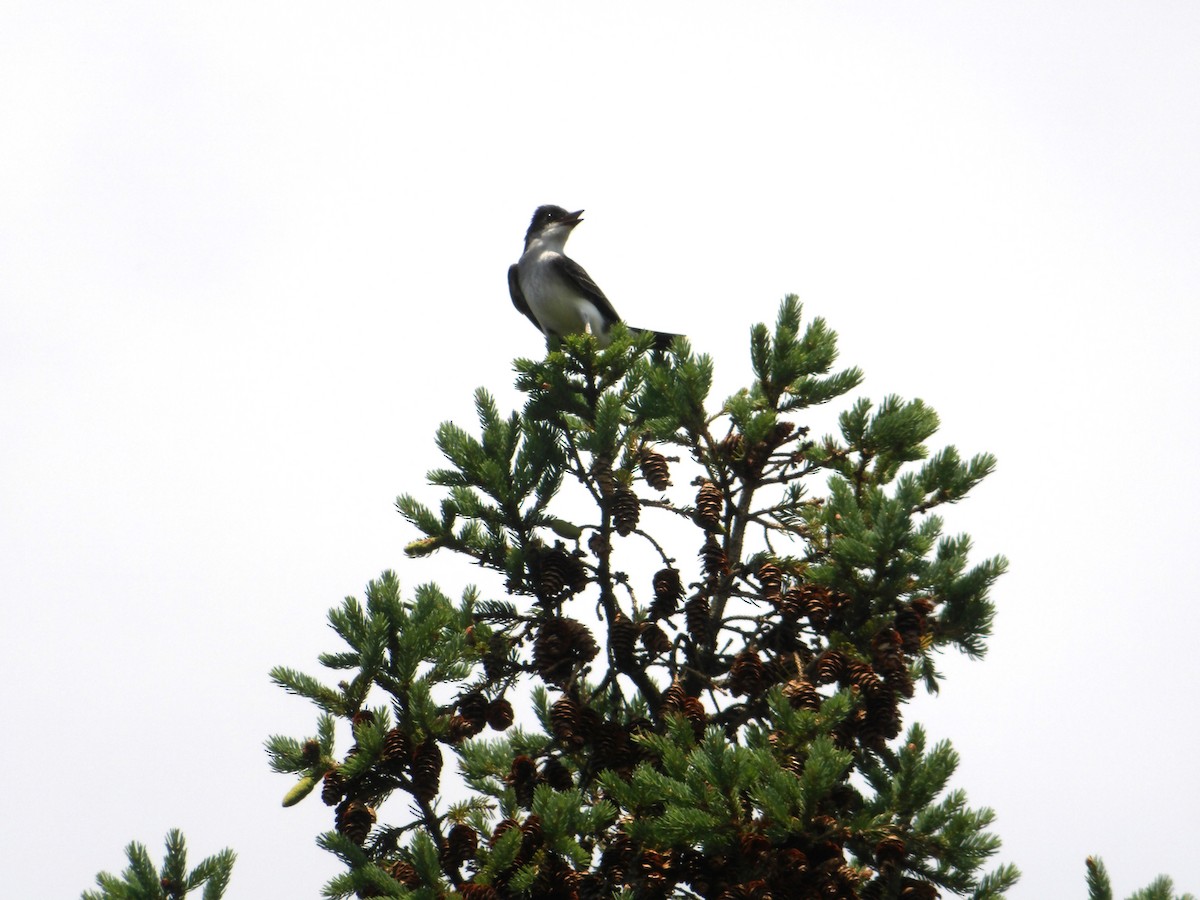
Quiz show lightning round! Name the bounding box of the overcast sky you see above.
[2,2,1198,897]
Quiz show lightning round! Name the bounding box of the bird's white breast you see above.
[517,247,609,342]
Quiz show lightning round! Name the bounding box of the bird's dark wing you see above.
[508,264,542,333]
[554,255,623,327]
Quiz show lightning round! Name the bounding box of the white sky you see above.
[2,2,1198,897]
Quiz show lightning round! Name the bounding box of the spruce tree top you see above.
[269,296,1017,899]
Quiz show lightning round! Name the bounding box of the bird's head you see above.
[524,205,584,249]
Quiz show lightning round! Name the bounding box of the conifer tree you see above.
[1086,857,1197,900]
[268,296,1021,898]
[81,829,235,900]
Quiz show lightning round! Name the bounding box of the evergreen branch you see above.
[269,667,344,710]
[1088,856,1115,900]
[83,832,235,900]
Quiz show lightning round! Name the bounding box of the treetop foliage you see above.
[269,296,1018,898]
[81,829,234,900]
[78,297,1191,899]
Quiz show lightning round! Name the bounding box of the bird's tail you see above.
[630,327,681,352]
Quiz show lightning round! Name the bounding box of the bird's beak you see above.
[565,209,584,227]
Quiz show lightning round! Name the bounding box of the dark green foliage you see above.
[81,829,234,900]
[1087,857,1196,900]
[270,296,1019,898]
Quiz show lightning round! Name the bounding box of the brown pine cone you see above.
[334,799,375,844]
[486,697,515,731]
[695,480,722,531]
[612,485,640,536]
[410,737,442,802]
[651,568,683,619]
[638,448,672,490]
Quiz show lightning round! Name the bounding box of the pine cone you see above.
[695,480,722,531]
[874,833,906,869]
[536,543,587,602]
[661,678,686,712]
[483,633,515,680]
[832,707,867,748]
[443,823,479,868]
[718,881,770,900]
[638,448,672,490]
[862,682,902,745]
[321,770,346,806]
[685,595,710,644]
[578,705,602,745]
[798,584,833,629]
[899,877,939,899]
[335,799,376,844]
[351,709,376,729]
[550,695,585,748]
[911,595,936,616]
[674,848,710,894]
[519,814,544,859]
[729,648,769,697]
[779,588,804,621]
[538,548,568,598]
[446,714,476,744]
[456,883,499,897]
[767,848,810,894]
[508,755,539,807]
[486,697,515,731]
[720,430,746,462]
[783,676,821,712]
[533,617,599,686]
[610,613,638,670]
[592,455,617,499]
[814,649,846,685]
[843,659,879,692]
[651,567,683,619]
[563,552,589,594]
[458,692,489,731]
[489,817,519,848]
[739,831,770,864]
[587,530,610,560]
[888,665,916,699]
[530,852,578,898]
[541,755,573,790]
[894,607,925,654]
[411,737,442,802]
[592,720,631,771]
[741,440,772,481]
[457,884,500,900]
[638,849,671,895]
[871,627,907,678]
[757,561,783,600]
[601,833,636,886]
[612,486,640,536]
[680,696,707,740]
[639,621,671,656]
[388,860,420,888]
[381,728,411,775]
[700,534,728,577]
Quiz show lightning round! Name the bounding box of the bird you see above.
[508,205,677,351]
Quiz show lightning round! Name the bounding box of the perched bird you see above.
[508,205,677,350]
